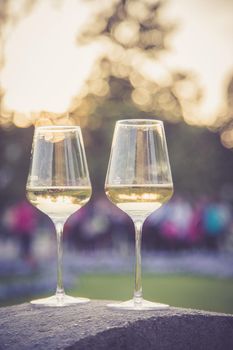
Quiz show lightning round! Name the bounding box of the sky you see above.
[1,0,233,127]
[1,0,101,113]
[160,0,233,125]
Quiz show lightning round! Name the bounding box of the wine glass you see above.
[105,119,173,310]
[26,125,92,307]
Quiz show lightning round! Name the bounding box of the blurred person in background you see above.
[66,196,132,254]
[159,196,193,248]
[202,198,232,250]
[3,200,38,266]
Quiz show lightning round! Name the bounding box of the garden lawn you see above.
[70,273,233,314]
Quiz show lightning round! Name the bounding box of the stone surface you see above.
[0,300,232,350]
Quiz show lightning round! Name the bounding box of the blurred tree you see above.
[0,126,33,208]
[68,0,201,192]
[219,74,233,148]
[166,123,233,198]
[0,0,232,205]
[73,0,190,123]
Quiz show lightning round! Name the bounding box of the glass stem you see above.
[133,220,143,304]
[55,222,65,298]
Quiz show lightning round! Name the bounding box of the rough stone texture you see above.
[0,300,232,350]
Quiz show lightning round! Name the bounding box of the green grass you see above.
[69,273,233,314]
[1,273,233,314]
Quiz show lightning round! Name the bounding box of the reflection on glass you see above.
[105,119,173,310]
[27,126,91,307]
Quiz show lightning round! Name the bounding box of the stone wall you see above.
[0,300,232,349]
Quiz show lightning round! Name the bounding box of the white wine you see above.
[27,186,91,221]
[105,184,173,219]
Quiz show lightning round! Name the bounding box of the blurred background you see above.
[1,0,233,313]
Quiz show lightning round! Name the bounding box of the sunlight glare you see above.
[1,0,101,115]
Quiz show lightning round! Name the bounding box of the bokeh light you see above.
[1,0,233,313]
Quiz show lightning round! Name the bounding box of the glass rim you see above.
[116,119,163,126]
[35,125,81,132]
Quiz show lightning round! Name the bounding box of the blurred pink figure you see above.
[160,197,192,241]
[6,200,37,264]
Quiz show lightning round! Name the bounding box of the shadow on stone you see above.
[0,300,232,350]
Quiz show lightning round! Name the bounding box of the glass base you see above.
[30,294,90,307]
[107,298,169,311]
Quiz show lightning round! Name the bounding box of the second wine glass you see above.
[26,125,91,307]
[105,119,173,310]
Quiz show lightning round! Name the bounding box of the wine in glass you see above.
[105,119,173,310]
[26,125,92,307]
